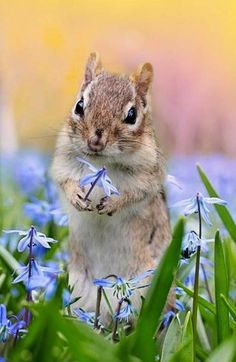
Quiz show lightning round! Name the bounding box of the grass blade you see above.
[197,165,236,241]
[161,317,182,362]
[214,230,230,343]
[176,280,216,315]
[206,335,236,362]
[129,218,184,362]
[0,244,20,271]
[220,294,236,321]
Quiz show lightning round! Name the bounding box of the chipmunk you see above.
[51,53,171,322]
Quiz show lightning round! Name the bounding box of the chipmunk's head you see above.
[69,52,154,160]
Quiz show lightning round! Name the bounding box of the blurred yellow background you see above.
[1,0,236,155]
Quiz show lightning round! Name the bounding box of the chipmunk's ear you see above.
[130,63,153,97]
[84,52,102,85]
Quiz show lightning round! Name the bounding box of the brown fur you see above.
[51,53,172,322]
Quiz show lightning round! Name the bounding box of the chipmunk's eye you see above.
[124,107,136,125]
[74,97,84,116]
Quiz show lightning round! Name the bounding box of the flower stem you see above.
[200,263,213,303]
[84,168,105,201]
[94,286,102,329]
[192,194,202,360]
[112,298,124,341]
[24,226,34,326]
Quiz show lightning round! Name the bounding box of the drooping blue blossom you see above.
[93,270,154,298]
[162,310,175,328]
[115,300,136,322]
[172,192,227,225]
[12,259,62,291]
[4,226,56,252]
[182,231,214,258]
[77,157,120,198]
[162,300,185,328]
[0,304,26,342]
[73,308,95,326]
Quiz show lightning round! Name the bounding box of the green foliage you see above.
[1,163,236,362]
[214,231,230,342]
[197,165,236,241]
[128,218,184,362]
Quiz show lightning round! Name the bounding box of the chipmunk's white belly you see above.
[68,203,133,278]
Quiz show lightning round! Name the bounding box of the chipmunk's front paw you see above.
[96,196,117,216]
[71,190,93,212]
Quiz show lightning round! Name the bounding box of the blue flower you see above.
[13,151,46,195]
[73,308,95,325]
[115,300,136,322]
[50,208,68,226]
[0,304,26,342]
[77,157,120,197]
[93,270,154,298]
[162,310,175,328]
[172,192,227,225]
[24,200,53,226]
[4,226,56,252]
[182,231,214,258]
[162,300,185,328]
[12,259,62,291]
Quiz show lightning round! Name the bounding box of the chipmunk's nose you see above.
[87,129,105,152]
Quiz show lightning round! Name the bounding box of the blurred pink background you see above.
[0,0,236,156]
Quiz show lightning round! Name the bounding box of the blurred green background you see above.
[1,0,236,155]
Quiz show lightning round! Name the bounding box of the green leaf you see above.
[167,312,194,362]
[214,230,230,343]
[161,316,182,362]
[10,301,121,362]
[176,280,216,315]
[197,165,236,241]
[206,335,236,362]
[129,218,184,362]
[0,244,20,271]
[220,294,236,321]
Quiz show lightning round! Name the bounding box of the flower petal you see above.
[0,304,8,326]
[204,197,227,205]
[77,157,98,172]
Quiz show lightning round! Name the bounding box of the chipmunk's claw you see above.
[96,196,116,216]
[70,188,93,212]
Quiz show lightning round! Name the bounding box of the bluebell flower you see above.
[162,310,175,328]
[77,157,120,197]
[24,200,53,226]
[115,300,136,322]
[182,231,214,258]
[93,270,154,298]
[73,308,95,326]
[162,300,185,328]
[0,304,26,342]
[50,208,68,226]
[13,151,46,195]
[175,287,185,296]
[172,192,227,225]
[4,226,56,252]
[12,259,62,291]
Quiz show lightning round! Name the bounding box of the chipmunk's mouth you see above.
[82,150,106,158]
